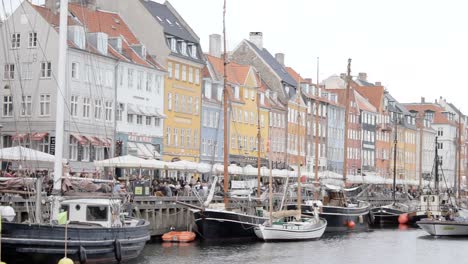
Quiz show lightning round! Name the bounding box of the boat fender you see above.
[79,246,87,264]
[114,239,122,262]
[359,215,364,224]
[58,257,73,264]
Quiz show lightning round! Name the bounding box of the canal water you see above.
[130,227,468,264]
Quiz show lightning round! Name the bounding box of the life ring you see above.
[114,239,122,262]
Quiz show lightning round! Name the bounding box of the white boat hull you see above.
[254,219,327,241]
[417,220,468,236]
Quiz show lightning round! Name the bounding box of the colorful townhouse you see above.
[205,53,268,167]
[68,4,166,161]
[322,90,345,174]
[266,85,288,169]
[98,0,205,162]
[405,100,458,188]
[231,32,296,168]
[354,80,392,179]
[200,35,224,167]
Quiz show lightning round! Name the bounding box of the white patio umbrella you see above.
[94,155,164,169]
[0,146,65,163]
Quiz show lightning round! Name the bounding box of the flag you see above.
[58,211,68,225]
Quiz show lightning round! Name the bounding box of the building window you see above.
[82,144,90,161]
[94,99,102,120]
[105,101,112,121]
[127,114,134,123]
[234,86,240,99]
[170,38,177,52]
[146,73,153,92]
[182,65,187,81]
[174,64,180,80]
[40,62,52,78]
[20,95,32,116]
[186,128,191,148]
[83,97,91,118]
[181,42,187,55]
[174,94,179,112]
[21,62,32,79]
[437,142,443,149]
[155,117,161,127]
[116,103,124,121]
[39,94,51,116]
[85,64,92,83]
[71,62,79,79]
[187,96,192,113]
[193,129,198,148]
[11,33,20,49]
[136,71,142,90]
[29,32,38,48]
[168,62,173,78]
[146,116,152,126]
[70,95,78,117]
[128,68,134,88]
[166,127,171,145]
[174,128,178,147]
[167,93,172,111]
[195,69,200,84]
[69,136,78,161]
[136,115,143,125]
[194,97,199,115]
[189,67,193,83]
[38,137,49,153]
[180,129,185,147]
[191,45,197,58]
[4,64,15,80]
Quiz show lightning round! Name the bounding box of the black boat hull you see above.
[370,206,406,226]
[193,209,268,241]
[288,203,371,232]
[1,221,150,264]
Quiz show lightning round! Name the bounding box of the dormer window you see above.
[260,93,265,105]
[170,38,177,53]
[181,42,187,55]
[234,86,240,99]
[191,45,197,58]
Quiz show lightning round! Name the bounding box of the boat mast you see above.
[257,73,262,198]
[434,136,439,194]
[268,127,273,225]
[222,0,229,207]
[296,77,302,218]
[392,108,398,204]
[53,0,69,193]
[343,59,352,184]
[314,57,320,199]
[457,114,461,199]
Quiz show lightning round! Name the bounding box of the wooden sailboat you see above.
[192,0,268,241]
[254,75,327,241]
[1,1,150,263]
[370,106,409,226]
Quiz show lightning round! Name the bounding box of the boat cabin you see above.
[60,198,122,228]
[322,185,348,207]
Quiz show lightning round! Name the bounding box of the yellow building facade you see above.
[163,57,203,162]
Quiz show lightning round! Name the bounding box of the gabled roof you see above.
[206,55,251,86]
[32,4,77,27]
[244,40,297,88]
[327,88,359,113]
[68,4,155,68]
[354,90,377,113]
[285,67,305,85]
[403,103,456,125]
[355,86,385,111]
[140,0,198,43]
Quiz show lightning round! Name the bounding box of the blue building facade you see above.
[326,102,345,174]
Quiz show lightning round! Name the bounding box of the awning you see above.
[30,132,48,141]
[71,134,88,145]
[137,106,150,115]
[12,133,28,141]
[143,143,161,158]
[84,136,101,146]
[127,142,157,158]
[100,138,112,147]
[127,104,139,115]
[136,143,153,158]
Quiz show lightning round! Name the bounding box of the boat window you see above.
[75,204,81,211]
[86,206,108,221]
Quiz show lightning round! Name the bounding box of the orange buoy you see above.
[398,213,409,224]
[347,220,355,229]
[162,231,196,243]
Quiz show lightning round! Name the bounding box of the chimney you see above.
[358,72,367,81]
[209,34,221,58]
[45,0,59,13]
[275,53,285,66]
[375,81,381,86]
[70,0,97,10]
[421,97,425,103]
[249,32,263,49]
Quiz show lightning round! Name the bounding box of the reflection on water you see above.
[129,227,468,264]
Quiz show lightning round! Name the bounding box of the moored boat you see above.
[370,203,409,226]
[1,197,150,264]
[162,231,196,243]
[417,218,468,236]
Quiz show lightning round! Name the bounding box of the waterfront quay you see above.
[4,194,405,237]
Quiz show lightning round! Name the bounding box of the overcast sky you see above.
[3,0,468,110]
